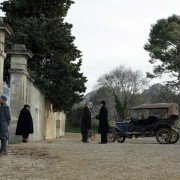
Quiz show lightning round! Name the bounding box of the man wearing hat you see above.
[96,100,109,144]
[15,104,33,143]
[0,95,11,155]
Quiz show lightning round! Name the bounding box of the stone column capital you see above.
[0,22,13,37]
[7,44,33,59]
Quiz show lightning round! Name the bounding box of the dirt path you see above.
[0,133,180,180]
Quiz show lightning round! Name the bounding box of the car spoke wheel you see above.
[170,130,179,144]
[117,134,125,143]
[107,128,116,143]
[156,128,172,144]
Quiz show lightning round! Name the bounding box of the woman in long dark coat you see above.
[96,100,109,144]
[15,105,33,143]
[81,102,92,143]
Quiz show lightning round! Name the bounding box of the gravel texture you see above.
[0,133,180,180]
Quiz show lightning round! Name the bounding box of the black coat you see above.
[97,105,109,133]
[15,108,34,135]
[0,103,11,140]
[81,106,91,132]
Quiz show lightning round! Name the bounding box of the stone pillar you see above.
[0,17,13,95]
[7,44,33,118]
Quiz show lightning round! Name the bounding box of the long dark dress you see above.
[97,105,109,134]
[15,108,33,135]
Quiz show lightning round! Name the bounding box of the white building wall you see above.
[8,44,66,143]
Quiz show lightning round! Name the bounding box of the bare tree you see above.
[143,83,177,103]
[97,65,149,121]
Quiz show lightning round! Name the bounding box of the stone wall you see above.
[26,79,65,141]
[56,112,66,138]
[8,45,66,143]
[0,20,12,95]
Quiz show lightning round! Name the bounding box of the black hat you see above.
[100,100,106,105]
[24,104,30,108]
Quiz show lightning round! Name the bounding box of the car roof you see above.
[130,103,179,116]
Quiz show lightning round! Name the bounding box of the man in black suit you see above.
[81,102,93,143]
[96,100,109,144]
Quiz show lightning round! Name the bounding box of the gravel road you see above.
[0,133,180,180]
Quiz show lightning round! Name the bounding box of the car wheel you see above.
[156,128,172,144]
[107,128,116,143]
[170,130,179,144]
[117,134,125,143]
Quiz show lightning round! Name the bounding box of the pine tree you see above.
[1,0,87,111]
[144,14,180,87]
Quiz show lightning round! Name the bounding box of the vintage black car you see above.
[108,103,180,144]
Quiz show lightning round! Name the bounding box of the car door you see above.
[127,120,135,133]
[132,119,146,133]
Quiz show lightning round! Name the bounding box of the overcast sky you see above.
[0,0,180,93]
[66,0,180,93]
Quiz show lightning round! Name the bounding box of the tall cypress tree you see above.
[1,0,87,111]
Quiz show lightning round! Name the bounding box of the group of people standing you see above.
[0,95,33,156]
[81,100,109,144]
[0,94,110,155]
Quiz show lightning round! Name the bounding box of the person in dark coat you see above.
[96,100,109,144]
[16,104,33,143]
[0,95,11,155]
[81,102,93,143]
